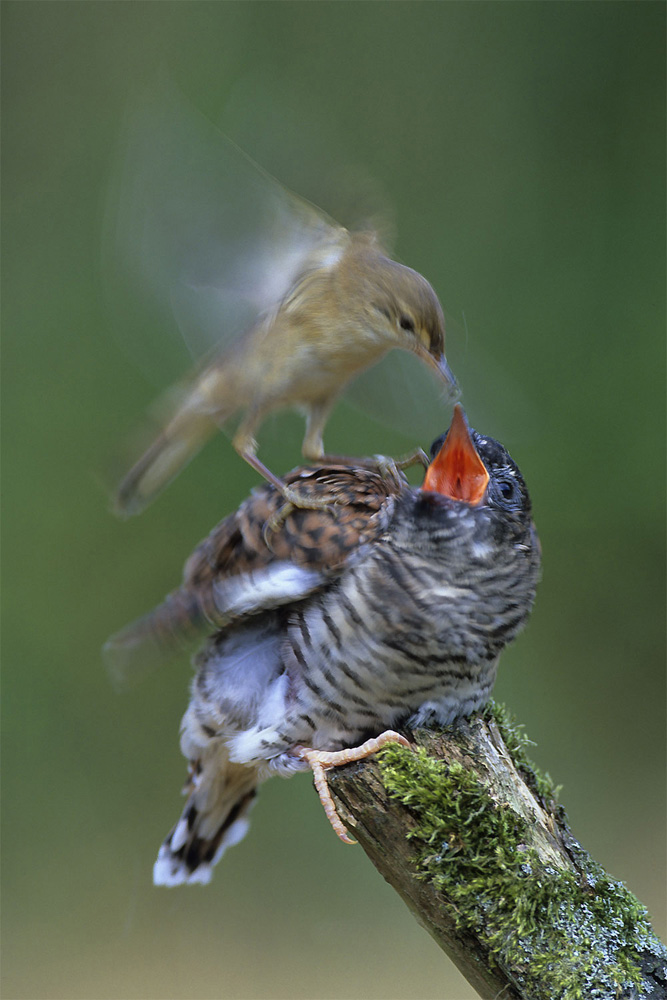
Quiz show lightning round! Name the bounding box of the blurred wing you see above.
[343,348,456,451]
[103,82,341,382]
[103,561,326,692]
[103,589,209,692]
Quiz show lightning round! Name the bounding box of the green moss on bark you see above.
[376,704,665,1000]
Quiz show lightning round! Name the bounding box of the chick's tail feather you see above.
[154,739,260,887]
[114,368,238,517]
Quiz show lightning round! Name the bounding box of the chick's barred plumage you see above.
[107,409,540,886]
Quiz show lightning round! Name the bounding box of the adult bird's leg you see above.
[303,399,430,489]
[233,406,337,514]
[236,402,345,542]
[295,731,411,844]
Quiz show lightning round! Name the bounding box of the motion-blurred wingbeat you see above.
[109,93,456,516]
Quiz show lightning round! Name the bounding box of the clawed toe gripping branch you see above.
[297,731,411,845]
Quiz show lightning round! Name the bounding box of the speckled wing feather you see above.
[104,464,406,686]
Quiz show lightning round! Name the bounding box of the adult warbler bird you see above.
[109,93,456,516]
[105,407,541,885]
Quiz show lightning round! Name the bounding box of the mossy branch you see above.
[326,703,667,1000]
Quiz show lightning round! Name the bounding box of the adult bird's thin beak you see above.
[414,343,459,398]
[422,404,489,505]
[435,354,460,399]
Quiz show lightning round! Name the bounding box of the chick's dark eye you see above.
[399,315,415,332]
[493,476,523,510]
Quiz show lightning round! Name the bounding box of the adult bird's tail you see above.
[114,366,238,517]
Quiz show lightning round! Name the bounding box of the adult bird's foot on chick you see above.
[372,448,431,488]
[244,450,339,542]
[258,450,424,543]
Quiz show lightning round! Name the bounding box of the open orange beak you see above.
[422,405,490,505]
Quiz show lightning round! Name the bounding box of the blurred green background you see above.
[2,4,665,999]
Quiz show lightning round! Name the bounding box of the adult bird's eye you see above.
[499,481,515,500]
[399,315,415,332]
